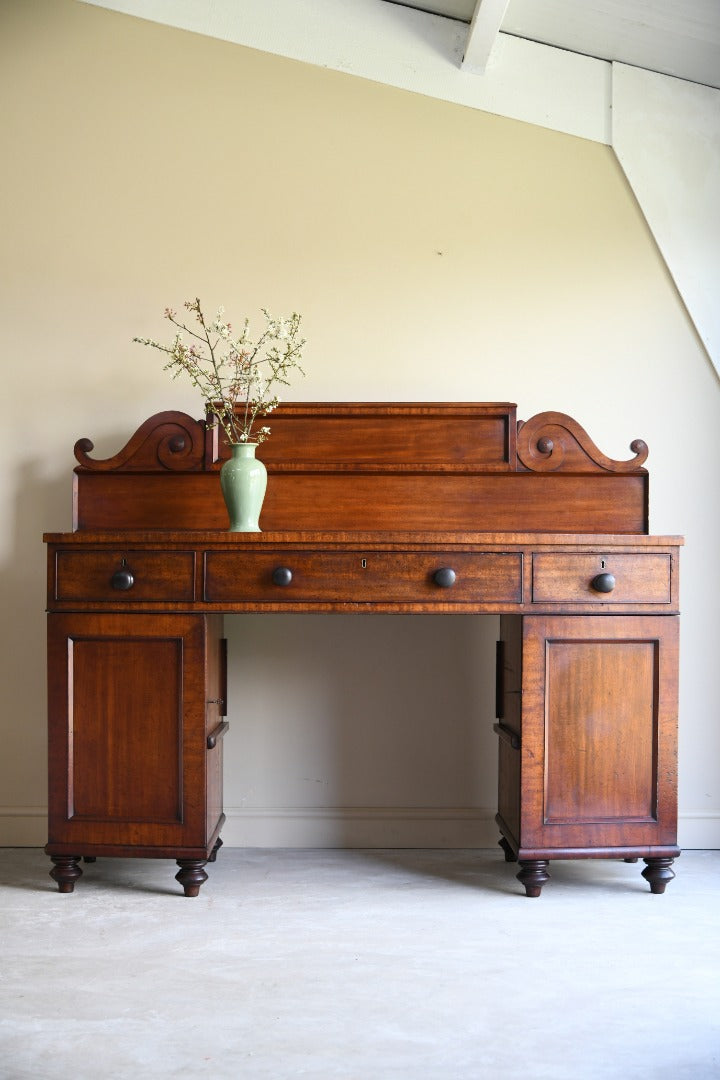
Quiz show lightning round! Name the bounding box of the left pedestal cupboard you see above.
[47,612,227,896]
[44,403,682,898]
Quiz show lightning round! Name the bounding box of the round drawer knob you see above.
[111,567,135,591]
[591,572,616,593]
[433,567,456,588]
[272,566,293,587]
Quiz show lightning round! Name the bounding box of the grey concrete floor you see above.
[0,848,718,1080]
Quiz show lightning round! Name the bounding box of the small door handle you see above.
[272,566,293,586]
[207,721,230,749]
[433,567,456,588]
[591,572,616,593]
[111,566,134,590]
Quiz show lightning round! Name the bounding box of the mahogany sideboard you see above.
[44,403,682,898]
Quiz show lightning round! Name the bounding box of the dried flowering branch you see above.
[134,298,305,444]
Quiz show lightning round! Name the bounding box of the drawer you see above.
[532,553,671,604]
[54,550,196,602]
[204,551,522,604]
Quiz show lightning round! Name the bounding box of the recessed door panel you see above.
[519,615,678,851]
[70,637,183,824]
[544,640,657,823]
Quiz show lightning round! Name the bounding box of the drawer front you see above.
[532,553,671,605]
[204,551,522,604]
[55,550,196,602]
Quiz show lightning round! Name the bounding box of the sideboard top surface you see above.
[44,531,682,547]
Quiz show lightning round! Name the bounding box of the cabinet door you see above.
[519,615,678,853]
[47,612,224,855]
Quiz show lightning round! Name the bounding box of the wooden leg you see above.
[49,856,83,894]
[641,857,676,894]
[498,836,517,863]
[175,859,208,897]
[517,860,550,898]
[208,836,223,863]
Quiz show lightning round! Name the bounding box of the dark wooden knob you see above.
[433,567,456,588]
[111,567,134,590]
[272,566,293,586]
[591,572,615,593]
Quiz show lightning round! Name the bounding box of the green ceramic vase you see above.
[220,442,267,532]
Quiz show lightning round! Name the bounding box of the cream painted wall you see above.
[1,0,717,847]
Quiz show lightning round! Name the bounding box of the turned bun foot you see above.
[517,859,550,897]
[175,859,208,897]
[49,856,83,893]
[208,837,223,863]
[641,857,676,894]
[498,836,517,863]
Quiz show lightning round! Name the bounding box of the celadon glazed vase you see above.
[220,442,267,532]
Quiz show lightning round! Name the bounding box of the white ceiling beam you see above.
[462,0,510,73]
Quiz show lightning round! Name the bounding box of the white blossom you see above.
[134,299,305,445]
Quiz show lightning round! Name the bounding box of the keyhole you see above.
[361,559,367,569]
[600,559,606,569]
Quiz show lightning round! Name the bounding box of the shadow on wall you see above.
[0,455,74,829]
[1,422,154,841]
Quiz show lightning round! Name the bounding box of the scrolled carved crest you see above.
[74,411,206,472]
[516,411,648,474]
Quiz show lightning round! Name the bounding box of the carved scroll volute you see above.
[516,412,648,473]
[74,411,206,472]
